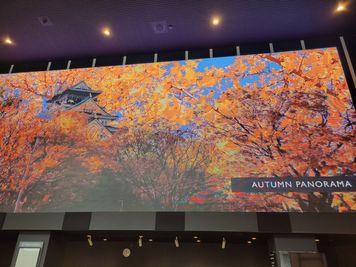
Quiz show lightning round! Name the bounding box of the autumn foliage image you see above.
[0,47,355,212]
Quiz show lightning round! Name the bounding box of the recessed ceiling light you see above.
[148,239,153,242]
[247,240,252,244]
[102,27,111,37]
[211,16,221,26]
[196,239,201,243]
[123,248,131,258]
[336,2,347,12]
[3,37,14,45]
[103,238,108,241]
[193,236,198,239]
[252,237,257,240]
[315,239,320,242]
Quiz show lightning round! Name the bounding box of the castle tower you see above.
[48,81,118,138]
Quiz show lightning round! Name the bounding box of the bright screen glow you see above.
[0,47,355,212]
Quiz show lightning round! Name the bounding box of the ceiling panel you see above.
[0,0,355,63]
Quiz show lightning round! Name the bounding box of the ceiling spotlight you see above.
[138,235,143,247]
[252,237,257,240]
[193,236,199,239]
[175,236,179,248]
[87,235,93,247]
[211,16,221,26]
[148,239,153,242]
[222,237,226,249]
[3,37,14,45]
[102,27,111,37]
[196,239,201,243]
[103,238,108,241]
[315,239,320,242]
[247,240,252,244]
[336,2,347,12]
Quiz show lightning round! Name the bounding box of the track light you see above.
[222,237,226,249]
[138,235,143,247]
[87,235,93,247]
[175,236,179,248]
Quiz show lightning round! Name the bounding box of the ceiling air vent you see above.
[151,21,169,34]
[38,16,53,26]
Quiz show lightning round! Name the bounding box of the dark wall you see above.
[318,237,356,267]
[53,241,269,267]
[0,239,16,267]
[345,34,356,73]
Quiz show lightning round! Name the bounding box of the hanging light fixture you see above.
[138,235,143,247]
[87,235,93,247]
[222,237,226,249]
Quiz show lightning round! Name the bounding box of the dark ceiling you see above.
[0,0,355,63]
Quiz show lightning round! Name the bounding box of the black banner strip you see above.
[231,176,356,193]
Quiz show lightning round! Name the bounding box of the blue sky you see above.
[162,55,284,103]
[196,56,235,72]
[162,56,236,75]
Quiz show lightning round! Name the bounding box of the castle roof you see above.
[67,81,101,94]
[48,81,101,103]
[88,119,113,139]
[68,97,117,119]
[105,125,119,133]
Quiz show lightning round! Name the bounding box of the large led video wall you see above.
[0,47,355,212]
